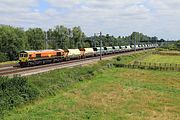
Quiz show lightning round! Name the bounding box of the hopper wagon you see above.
[83,48,95,58]
[93,47,106,56]
[104,47,114,54]
[126,45,132,51]
[113,46,121,53]
[120,46,127,52]
[64,49,81,60]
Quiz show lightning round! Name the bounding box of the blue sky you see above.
[0,0,180,40]
[39,0,49,12]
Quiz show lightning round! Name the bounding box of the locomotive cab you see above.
[19,52,28,63]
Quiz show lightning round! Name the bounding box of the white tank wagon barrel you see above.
[126,45,133,51]
[138,44,142,50]
[113,46,121,53]
[93,47,106,56]
[133,45,141,50]
[64,49,81,60]
[139,44,146,49]
[79,48,95,58]
[104,47,114,54]
[144,44,148,49]
[120,46,127,52]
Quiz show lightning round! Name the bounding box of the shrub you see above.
[0,77,39,117]
[155,48,165,51]
[116,56,121,61]
[0,52,9,62]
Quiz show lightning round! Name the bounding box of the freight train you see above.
[19,44,158,67]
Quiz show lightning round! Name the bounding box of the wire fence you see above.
[153,51,180,56]
[113,61,180,72]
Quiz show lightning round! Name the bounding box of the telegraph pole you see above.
[138,32,140,47]
[134,34,137,52]
[45,31,48,49]
[94,32,103,60]
[135,40,136,52]
[156,38,158,48]
[148,38,150,47]
[94,33,96,47]
[100,32,102,60]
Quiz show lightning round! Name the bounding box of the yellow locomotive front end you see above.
[19,51,29,67]
[19,52,28,62]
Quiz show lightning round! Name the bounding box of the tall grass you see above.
[4,67,180,120]
[0,52,150,118]
[0,77,39,118]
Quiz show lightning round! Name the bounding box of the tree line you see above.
[0,25,86,61]
[0,25,162,62]
[86,32,163,47]
[161,40,180,51]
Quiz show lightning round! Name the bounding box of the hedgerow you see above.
[0,77,39,117]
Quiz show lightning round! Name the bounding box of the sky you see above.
[0,0,180,40]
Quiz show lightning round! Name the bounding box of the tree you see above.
[151,36,158,43]
[0,25,28,60]
[52,25,70,49]
[72,26,85,48]
[46,29,54,49]
[26,28,45,50]
[174,40,180,50]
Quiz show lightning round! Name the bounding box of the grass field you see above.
[4,68,180,120]
[142,54,180,64]
[0,61,17,65]
[159,51,180,54]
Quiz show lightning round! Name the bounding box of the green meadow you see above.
[4,68,180,120]
[142,54,180,64]
[3,51,180,120]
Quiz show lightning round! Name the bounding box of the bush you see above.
[0,52,9,62]
[155,48,166,51]
[0,77,39,117]
[116,56,121,61]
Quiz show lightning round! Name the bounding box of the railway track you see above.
[0,58,93,76]
[0,50,152,77]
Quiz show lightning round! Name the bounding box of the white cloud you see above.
[0,0,179,39]
[48,0,81,8]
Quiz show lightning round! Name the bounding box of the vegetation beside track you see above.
[114,51,180,72]
[4,67,180,119]
[0,61,17,66]
[0,77,39,117]
[28,51,149,97]
[0,52,147,118]
[160,40,180,51]
[1,51,180,119]
[142,54,180,64]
